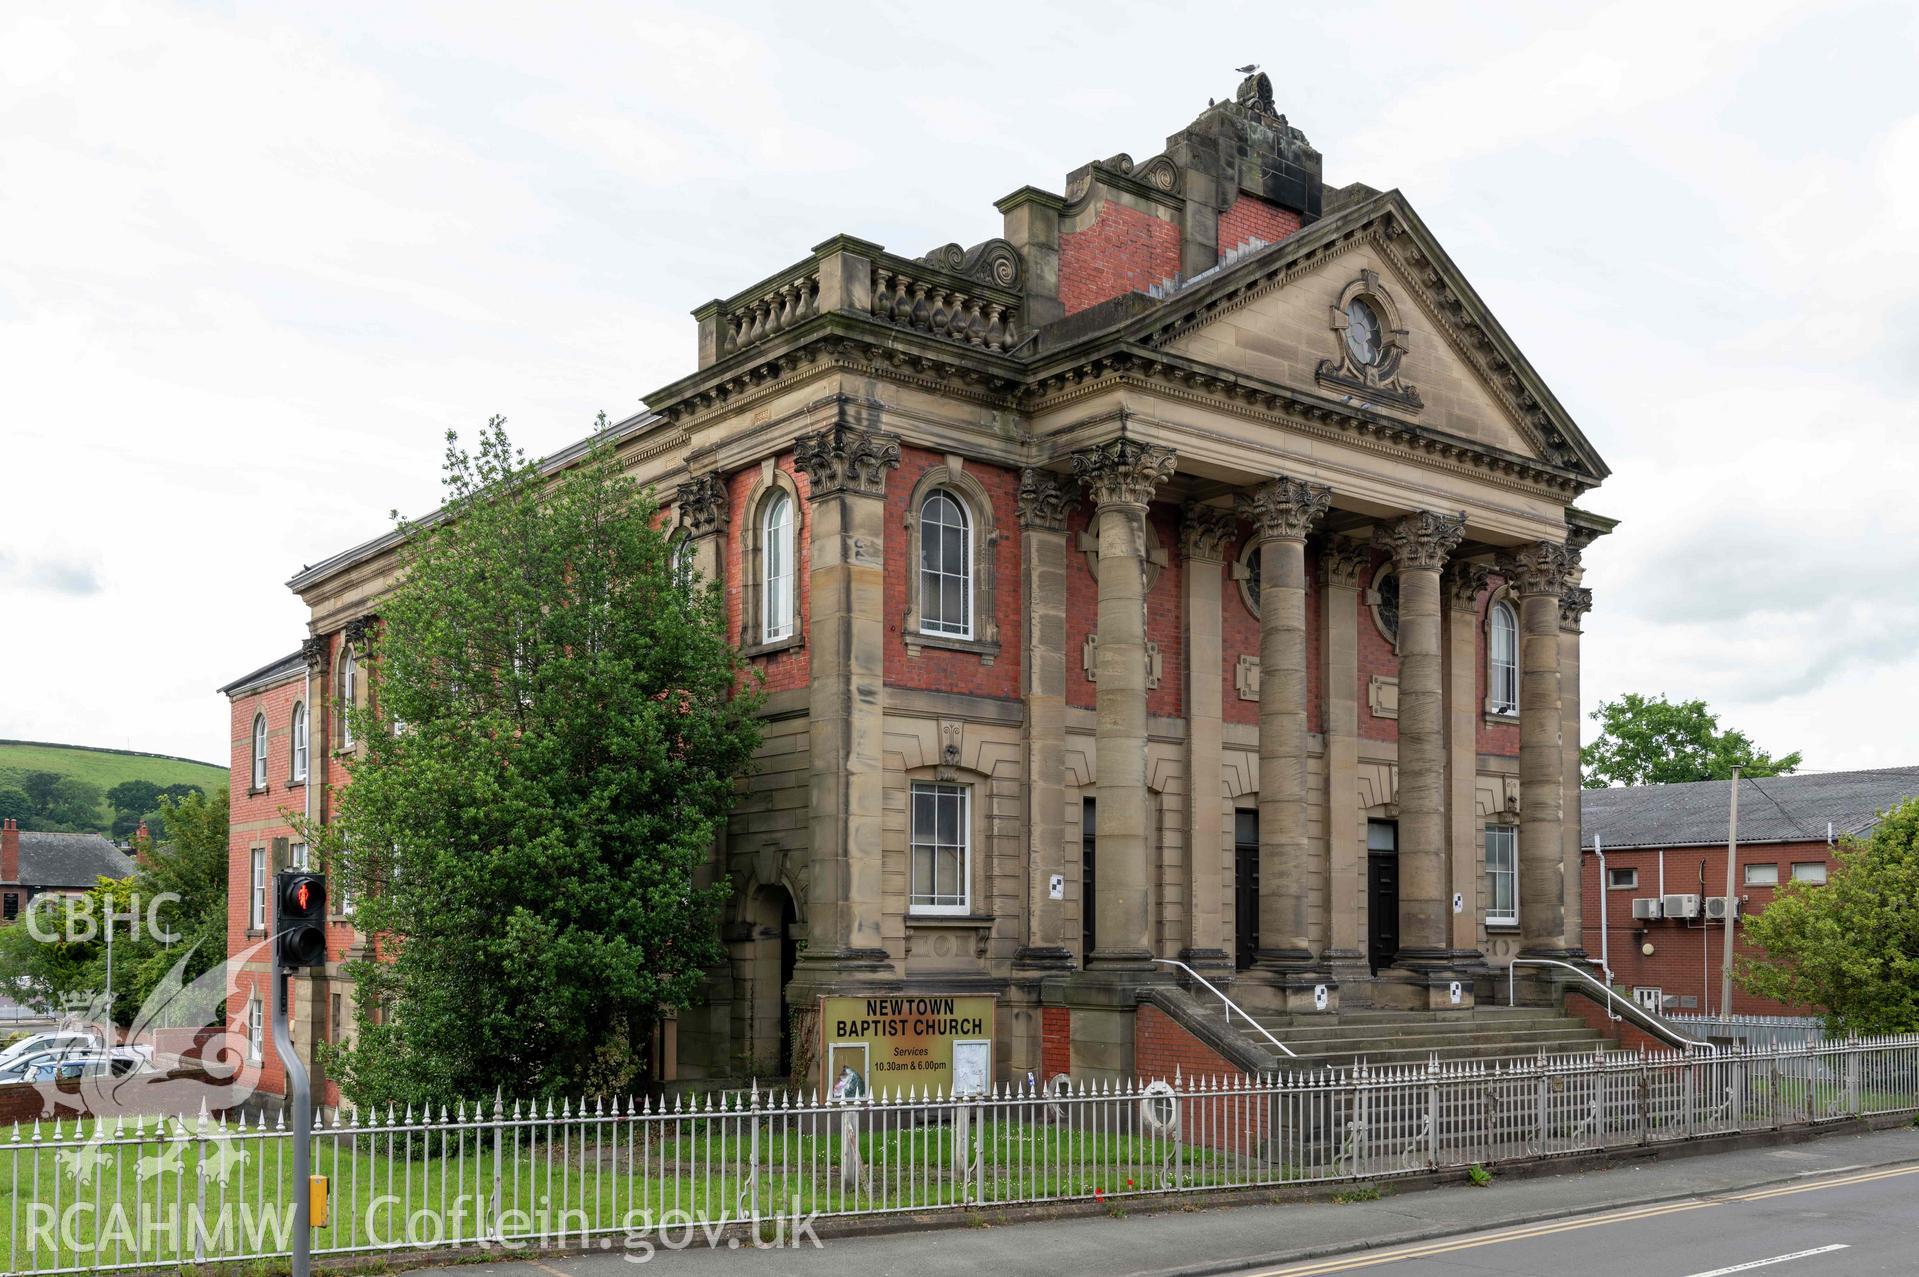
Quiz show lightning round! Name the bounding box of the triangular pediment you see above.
[1118,192,1607,480]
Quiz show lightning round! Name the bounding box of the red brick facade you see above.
[883,446,1022,700]
[1058,202,1181,316]
[1135,1004,1266,1154]
[1579,841,1839,1018]
[1041,1005,1071,1080]
[1216,195,1303,255]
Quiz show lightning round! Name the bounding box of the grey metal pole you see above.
[1719,766,1741,1019]
[271,964,312,1277]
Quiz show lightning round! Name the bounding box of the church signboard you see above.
[819,994,996,1098]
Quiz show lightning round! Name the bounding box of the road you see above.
[419,1124,1919,1277]
[1234,1163,1919,1275]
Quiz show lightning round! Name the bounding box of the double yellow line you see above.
[1244,1163,1919,1276]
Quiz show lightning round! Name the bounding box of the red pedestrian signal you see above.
[274,871,327,969]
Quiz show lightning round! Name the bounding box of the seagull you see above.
[1236,63,1259,74]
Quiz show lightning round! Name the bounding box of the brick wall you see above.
[1134,1004,1267,1154]
[1058,202,1180,316]
[1579,841,1837,1017]
[882,446,1022,700]
[1216,195,1302,255]
[1041,1006,1070,1079]
[724,457,812,694]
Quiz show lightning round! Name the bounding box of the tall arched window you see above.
[761,490,794,643]
[250,713,268,790]
[1489,600,1519,716]
[918,489,972,638]
[291,702,308,782]
[338,648,358,749]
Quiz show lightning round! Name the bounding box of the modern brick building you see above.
[231,73,1618,1090]
[1579,767,1919,1018]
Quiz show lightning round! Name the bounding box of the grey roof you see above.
[1582,766,1919,851]
[17,832,136,889]
[219,651,304,697]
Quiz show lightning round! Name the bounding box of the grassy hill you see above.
[0,740,227,835]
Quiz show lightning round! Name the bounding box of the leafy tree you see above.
[309,417,761,1108]
[1739,797,1919,1035]
[3,770,106,832]
[1581,693,1802,789]
[106,780,164,816]
[159,783,204,804]
[0,785,29,823]
[122,790,231,1012]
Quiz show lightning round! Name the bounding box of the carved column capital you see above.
[300,635,330,671]
[1445,560,1491,611]
[1180,503,1236,562]
[1506,540,1574,597]
[1560,586,1593,632]
[1070,438,1176,510]
[1385,510,1466,572]
[674,473,730,536]
[794,424,901,499]
[1016,468,1077,531]
[1320,536,1370,589]
[342,614,379,648]
[1236,476,1332,543]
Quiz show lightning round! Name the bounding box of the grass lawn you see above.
[0,740,227,831]
[0,1113,1250,1270]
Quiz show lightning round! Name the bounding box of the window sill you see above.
[1486,923,1519,933]
[743,633,804,660]
[904,632,1000,665]
[286,778,307,790]
[906,913,993,927]
[1483,710,1520,726]
[246,785,268,797]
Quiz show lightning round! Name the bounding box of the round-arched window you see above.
[918,489,972,638]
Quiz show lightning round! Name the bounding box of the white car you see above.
[0,1030,101,1077]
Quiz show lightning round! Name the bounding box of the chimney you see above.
[2,818,19,884]
[134,820,151,868]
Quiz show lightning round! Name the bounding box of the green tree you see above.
[309,417,761,1108]
[1580,693,1802,789]
[1738,796,1919,1035]
[0,785,29,823]
[122,790,231,1012]
[106,780,164,816]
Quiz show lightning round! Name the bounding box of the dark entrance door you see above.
[1366,819,1400,975]
[1081,797,1097,962]
[1234,809,1259,970]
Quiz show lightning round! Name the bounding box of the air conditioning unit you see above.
[1661,893,1701,919]
[1704,895,1740,921]
[1631,898,1664,921]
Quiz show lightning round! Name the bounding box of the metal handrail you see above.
[1508,957,1711,1051]
[1151,958,1297,1057]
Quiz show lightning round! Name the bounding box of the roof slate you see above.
[1581,766,1919,851]
[17,832,136,888]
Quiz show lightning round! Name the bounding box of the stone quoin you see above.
[228,71,1616,1094]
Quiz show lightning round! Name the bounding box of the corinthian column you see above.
[1560,583,1593,956]
[1509,540,1573,957]
[1179,503,1235,972]
[1070,438,1176,972]
[1383,510,1466,1003]
[1015,469,1076,970]
[1237,478,1331,1000]
[792,423,900,983]
[674,472,730,584]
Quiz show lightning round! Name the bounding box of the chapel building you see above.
[232,74,1616,1090]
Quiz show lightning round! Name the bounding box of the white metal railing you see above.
[1508,958,1711,1051]
[7,1034,1919,1273]
[1151,958,1297,1058]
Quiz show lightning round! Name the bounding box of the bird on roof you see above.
[1236,64,1259,74]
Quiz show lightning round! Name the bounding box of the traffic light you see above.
[274,870,327,968]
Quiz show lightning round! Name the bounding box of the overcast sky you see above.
[3,0,1914,772]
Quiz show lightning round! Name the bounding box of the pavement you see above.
[403,1123,1919,1277]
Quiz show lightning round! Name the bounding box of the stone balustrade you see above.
[869,251,1024,353]
[715,267,821,359]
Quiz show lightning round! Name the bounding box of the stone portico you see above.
[276,74,1616,1086]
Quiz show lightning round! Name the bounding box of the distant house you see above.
[0,818,136,921]
[1580,766,1919,1018]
